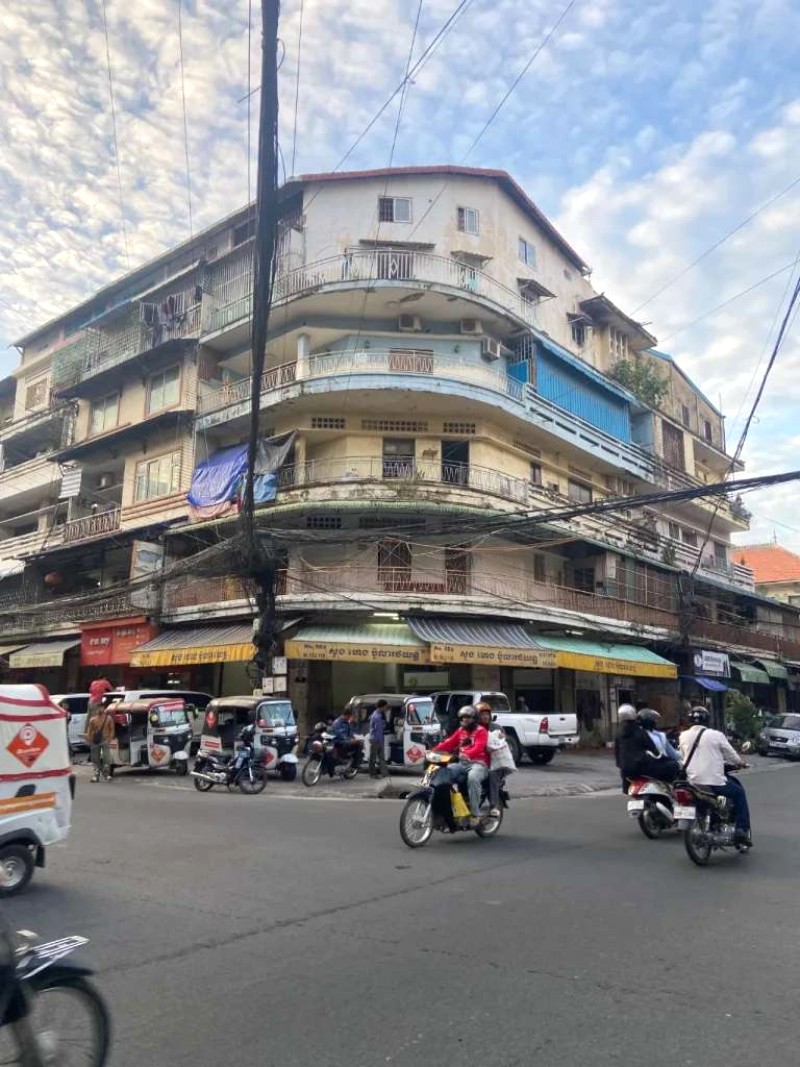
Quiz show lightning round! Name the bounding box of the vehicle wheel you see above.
[505,734,522,765]
[475,807,503,838]
[193,775,214,792]
[174,760,189,777]
[638,805,665,839]
[684,819,712,866]
[239,766,268,795]
[24,973,111,1067]
[528,749,554,766]
[0,844,34,898]
[279,763,297,782]
[343,762,359,780]
[302,758,323,787]
[399,797,433,848]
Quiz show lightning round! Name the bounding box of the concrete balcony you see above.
[62,508,122,545]
[0,525,65,560]
[205,246,539,339]
[0,456,59,506]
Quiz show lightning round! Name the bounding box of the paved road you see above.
[6,757,800,1067]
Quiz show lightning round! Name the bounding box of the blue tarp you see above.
[187,443,248,507]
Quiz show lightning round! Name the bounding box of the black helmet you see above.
[637,708,661,730]
[314,721,327,732]
[689,706,710,725]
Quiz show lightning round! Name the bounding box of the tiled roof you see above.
[736,544,800,584]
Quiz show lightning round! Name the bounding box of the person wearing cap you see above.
[433,705,490,824]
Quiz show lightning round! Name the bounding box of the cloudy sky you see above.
[1,0,798,547]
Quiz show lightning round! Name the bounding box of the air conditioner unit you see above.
[97,473,115,489]
[460,317,483,336]
[398,314,423,332]
[481,337,503,361]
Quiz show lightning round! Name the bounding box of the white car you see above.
[50,693,91,753]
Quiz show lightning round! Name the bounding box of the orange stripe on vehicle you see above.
[0,793,57,816]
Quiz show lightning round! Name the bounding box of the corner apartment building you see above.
[2,166,798,729]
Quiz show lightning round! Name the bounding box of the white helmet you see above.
[618,704,637,722]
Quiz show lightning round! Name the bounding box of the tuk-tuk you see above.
[345,693,442,770]
[200,697,299,781]
[0,685,74,897]
[108,697,193,775]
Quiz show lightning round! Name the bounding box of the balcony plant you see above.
[609,357,668,409]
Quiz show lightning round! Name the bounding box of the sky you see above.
[1,0,799,548]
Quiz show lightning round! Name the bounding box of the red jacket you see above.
[435,725,490,767]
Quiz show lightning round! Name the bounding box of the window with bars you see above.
[377,196,412,223]
[383,438,415,479]
[363,419,428,433]
[90,393,119,435]
[378,539,411,579]
[570,320,586,347]
[572,567,596,593]
[445,547,470,594]
[609,328,628,362]
[134,451,182,501]
[456,206,480,235]
[147,365,181,414]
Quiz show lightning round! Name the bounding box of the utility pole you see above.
[241,0,282,689]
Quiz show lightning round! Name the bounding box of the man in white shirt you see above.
[678,706,751,845]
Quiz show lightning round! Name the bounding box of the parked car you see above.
[758,713,800,759]
[104,689,213,753]
[51,693,91,753]
[431,690,579,765]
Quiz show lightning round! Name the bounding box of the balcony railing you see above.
[207,247,539,336]
[63,508,121,544]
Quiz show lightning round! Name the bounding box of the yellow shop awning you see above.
[533,636,678,679]
[285,624,429,665]
[130,625,254,667]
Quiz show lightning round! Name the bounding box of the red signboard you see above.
[80,619,156,667]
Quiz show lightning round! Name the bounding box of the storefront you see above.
[79,618,157,689]
[129,623,256,694]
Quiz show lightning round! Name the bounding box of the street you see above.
[5,758,800,1067]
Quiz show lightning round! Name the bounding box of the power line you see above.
[177,0,194,243]
[100,0,130,270]
[632,173,800,315]
[290,0,304,177]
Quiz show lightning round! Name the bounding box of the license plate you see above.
[627,799,644,813]
[674,805,696,820]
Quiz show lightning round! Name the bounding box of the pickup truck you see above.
[431,690,579,765]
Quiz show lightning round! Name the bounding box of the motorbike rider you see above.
[616,704,681,786]
[679,706,752,846]
[330,709,363,770]
[433,706,490,826]
[637,708,682,762]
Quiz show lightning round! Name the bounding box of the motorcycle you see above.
[301,733,364,787]
[0,915,110,1065]
[399,752,506,848]
[625,777,676,839]
[673,766,751,867]
[191,726,267,795]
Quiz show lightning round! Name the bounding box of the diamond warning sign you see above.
[7,723,50,769]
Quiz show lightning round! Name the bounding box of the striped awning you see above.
[752,659,789,681]
[730,661,770,686]
[9,639,80,670]
[406,617,556,669]
[285,623,428,665]
[130,625,254,667]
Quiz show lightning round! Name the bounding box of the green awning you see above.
[533,636,677,679]
[730,661,770,685]
[753,659,788,681]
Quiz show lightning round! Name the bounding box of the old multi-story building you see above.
[2,166,798,728]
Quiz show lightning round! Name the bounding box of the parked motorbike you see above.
[399,752,506,848]
[191,726,267,795]
[302,733,364,787]
[0,915,110,1065]
[674,763,752,867]
[626,777,676,839]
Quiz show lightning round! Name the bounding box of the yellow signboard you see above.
[554,651,677,679]
[130,643,254,667]
[285,639,429,665]
[429,643,558,669]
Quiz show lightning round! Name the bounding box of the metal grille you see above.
[311,417,346,430]
[306,515,342,529]
[443,422,476,435]
[362,419,428,433]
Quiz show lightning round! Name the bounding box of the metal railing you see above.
[63,508,121,544]
[207,246,539,335]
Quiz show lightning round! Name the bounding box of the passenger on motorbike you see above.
[617,705,681,785]
[433,706,490,825]
[330,710,363,768]
[679,706,752,846]
[614,704,638,793]
[637,708,681,762]
[476,703,515,817]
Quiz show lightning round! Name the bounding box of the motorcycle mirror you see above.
[740,741,753,753]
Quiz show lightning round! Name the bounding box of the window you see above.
[568,479,592,504]
[714,541,727,561]
[681,404,691,427]
[25,380,48,411]
[570,320,586,347]
[668,521,680,541]
[518,237,537,268]
[662,420,686,471]
[378,539,411,580]
[533,554,545,582]
[530,462,542,486]
[90,393,119,435]
[233,218,256,246]
[382,438,415,479]
[134,451,181,501]
[703,419,713,444]
[609,328,628,362]
[147,365,181,414]
[457,206,480,235]
[445,547,470,594]
[377,196,412,223]
[682,528,698,548]
[572,567,596,593]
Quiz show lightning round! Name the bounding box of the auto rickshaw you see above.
[108,697,193,775]
[199,697,299,781]
[345,693,442,771]
[0,684,75,896]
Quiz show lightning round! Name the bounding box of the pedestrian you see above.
[85,701,115,783]
[368,700,389,778]
[89,677,113,706]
